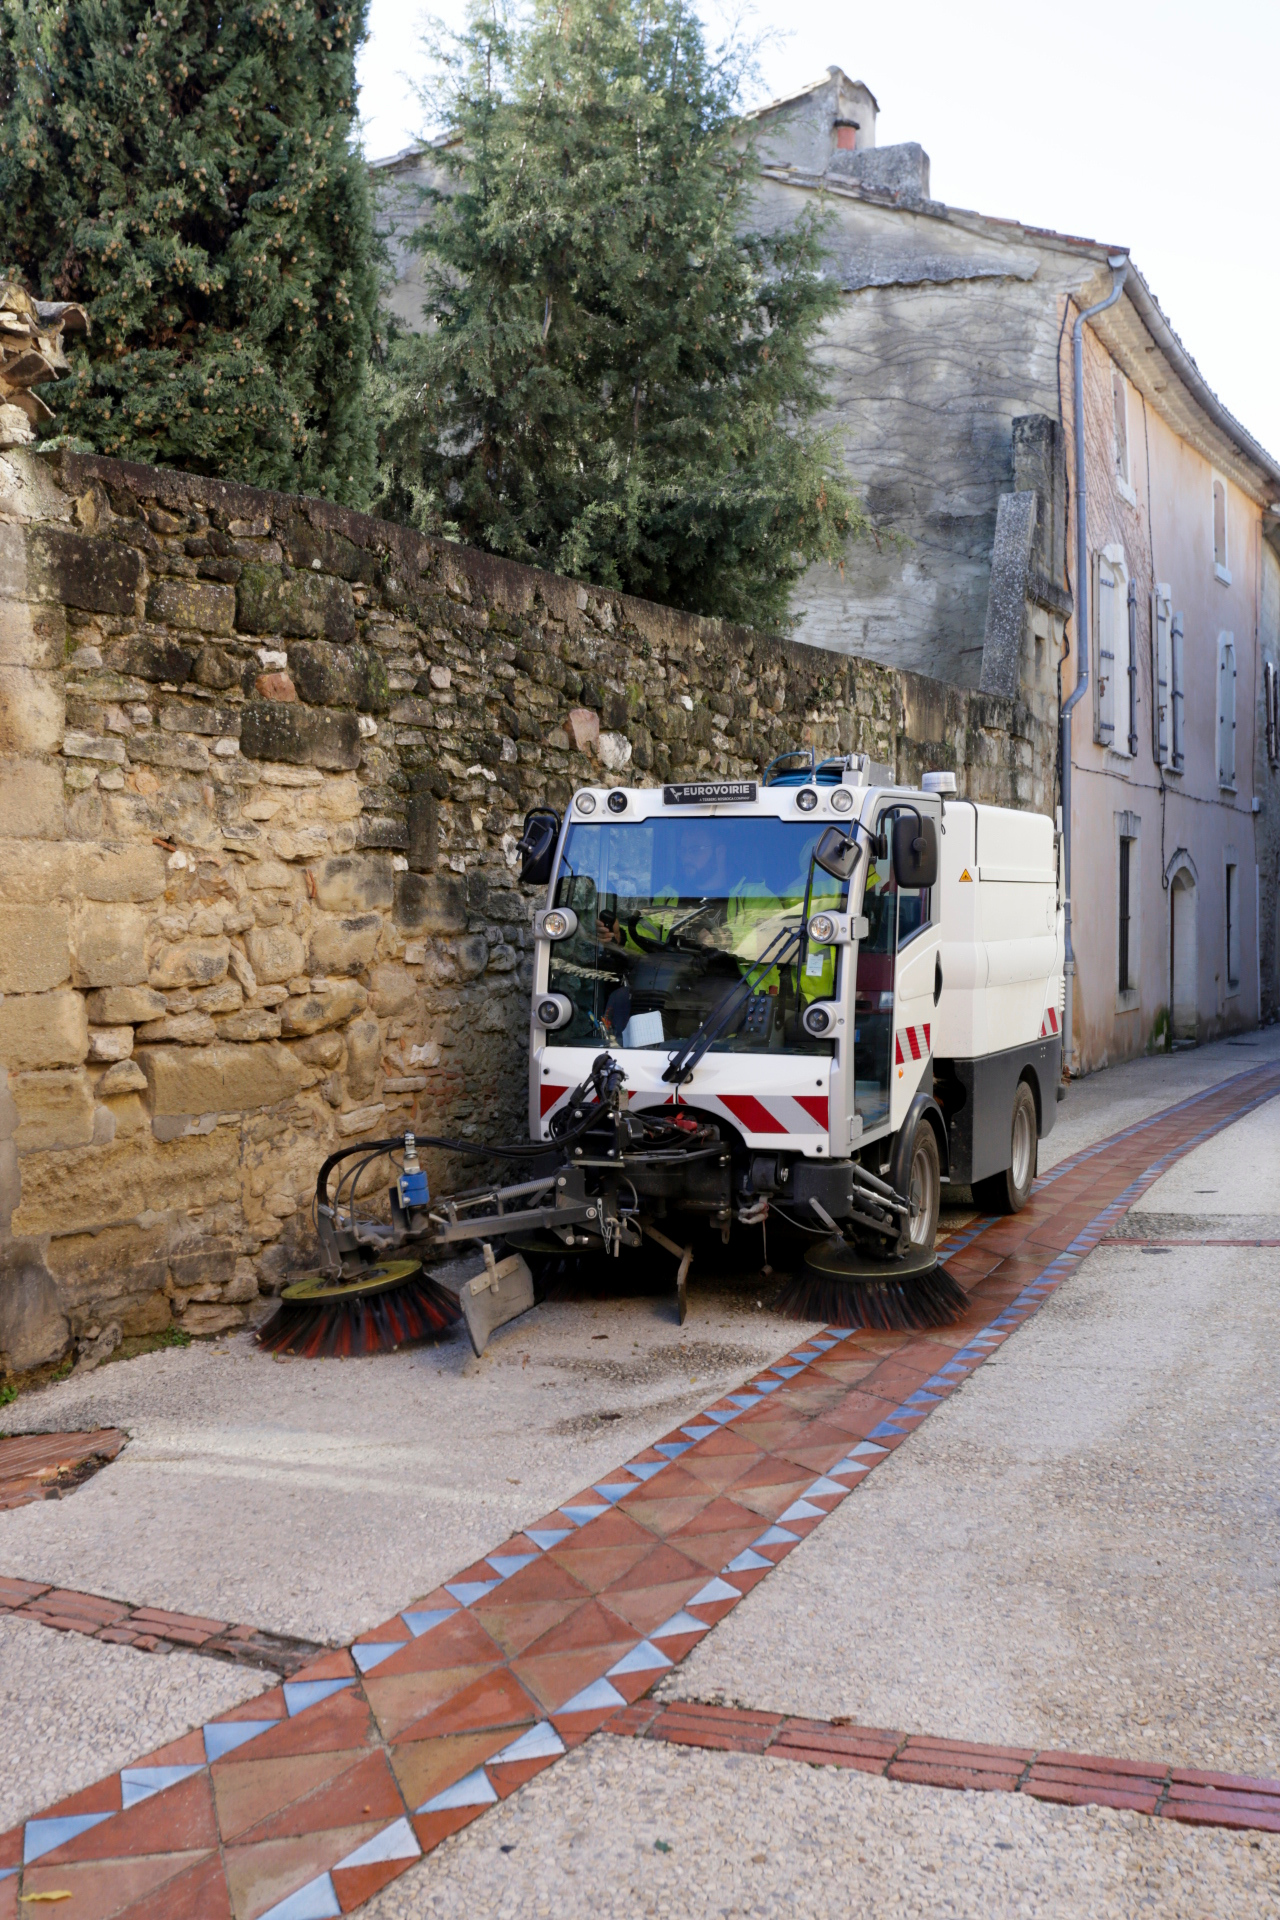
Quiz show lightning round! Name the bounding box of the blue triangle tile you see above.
[121,1766,202,1809]
[654,1441,692,1459]
[24,1814,112,1865]
[259,1874,340,1920]
[204,1719,278,1763]
[592,1484,636,1504]
[487,1554,539,1579]
[557,1676,626,1713]
[561,1505,608,1527]
[607,1639,672,1676]
[624,1461,665,1481]
[284,1679,354,1716]
[526,1529,573,1551]
[725,1549,771,1572]
[352,1642,405,1674]
[418,1767,498,1813]
[754,1525,800,1546]
[445,1580,502,1605]
[402,1608,456,1636]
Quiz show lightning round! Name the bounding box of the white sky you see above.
[357,0,1280,471]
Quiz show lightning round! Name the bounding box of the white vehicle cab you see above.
[523,751,1064,1257]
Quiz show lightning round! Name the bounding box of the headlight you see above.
[606,790,627,813]
[576,791,597,814]
[801,1002,836,1036]
[831,787,854,814]
[808,912,837,945]
[796,788,818,812]
[535,907,578,941]
[535,993,573,1030]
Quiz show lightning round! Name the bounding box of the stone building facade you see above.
[0,447,1051,1381]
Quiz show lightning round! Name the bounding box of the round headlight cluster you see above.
[796,787,818,813]
[541,908,572,940]
[606,790,627,813]
[831,787,854,814]
[576,791,597,814]
[802,1002,834,1035]
[808,912,837,945]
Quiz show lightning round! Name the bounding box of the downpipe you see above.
[1061,253,1129,1075]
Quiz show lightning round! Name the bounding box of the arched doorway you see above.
[1168,853,1198,1044]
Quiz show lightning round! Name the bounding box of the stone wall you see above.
[0,447,1054,1379]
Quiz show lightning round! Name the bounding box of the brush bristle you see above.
[256,1272,462,1359]
[772,1261,968,1332]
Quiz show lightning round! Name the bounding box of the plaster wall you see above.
[0,448,1052,1380]
[1254,541,1280,1019]
[1063,323,1263,1071]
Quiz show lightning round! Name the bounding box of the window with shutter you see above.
[1112,371,1130,486]
[1126,576,1138,757]
[1212,476,1230,582]
[1152,586,1171,765]
[1171,613,1185,771]
[1217,633,1236,789]
[1266,660,1279,766]
[1226,863,1240,991]
[1095,556,1117,744]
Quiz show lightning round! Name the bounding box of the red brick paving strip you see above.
[611,1700,1280,1832]
[0,1575,329,1676]
[0,1427,125,1510]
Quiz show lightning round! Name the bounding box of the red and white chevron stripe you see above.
[894,1023,931,1066]
[1040,1006,1060,1038]
[538,1085,829,1139]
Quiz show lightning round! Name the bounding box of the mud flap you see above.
[436,1243,535,1357]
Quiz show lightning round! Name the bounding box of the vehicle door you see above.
[852,800,941,1137]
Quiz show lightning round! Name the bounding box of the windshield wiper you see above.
[661,920,801,1086]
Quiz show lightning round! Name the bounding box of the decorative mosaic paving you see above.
[2,1061,1277,1918]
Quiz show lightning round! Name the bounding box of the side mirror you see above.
[813,825,861,882]
[516,807,560,887]
[892,814,938,890]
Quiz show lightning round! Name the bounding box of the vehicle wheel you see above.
[904,1119,941,1254]
[973,1081,1038,1214]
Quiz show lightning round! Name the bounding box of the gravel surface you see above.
[358,1733,1280,1919]
[0,1611,266,1833]
[661,1096,1280,1777]
[0,1287,822,1644]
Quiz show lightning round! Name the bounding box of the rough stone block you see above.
[287,641,390,713]
[85,985,166,1024]
[192,979,243,1015]
[0,598,65,671]
[308,912,380,976]
[311,855,394,913]
[148,938,230,991]
[65,730,127,765]
[239,701,362,771]
[0,905,71,993]
[278,979,367,1036]
[11,1068,95,1152]
[0,1254,69,1372]
[145,578,236,635]
[406,790,439,874]
[12,1126,240,1238]
[135,1011,218,1045]
[87,1026,134,1063]
[135,1040,305,1115]
[342,1016,380,1097]
[123,637,197,685]
[0,988,88,1069]
[0,520,26,596]
[0,756,63,840]
[338,1102,386,1136]
[128,731,211,774]
[0,665,64,754]
[69,842,167,902]
[369,965,418,1016]
[236,564,356,643]
[72,903,147,988]
[178,1303,245,1336]
[245,925,305,985]
[394,870,467,934]
[96,1059,148,1095]
[29,525,144,615]
[214,1008,282,1042]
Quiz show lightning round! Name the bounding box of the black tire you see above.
[902,1119,941,1254]
[973,1080,1038,1214]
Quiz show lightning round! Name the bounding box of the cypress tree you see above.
[0,0,380,501]
[373,0,865,630]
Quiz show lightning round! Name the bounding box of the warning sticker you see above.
[959,868,973,882]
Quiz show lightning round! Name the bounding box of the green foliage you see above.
[373,0,865,628]
[0,0,381,500]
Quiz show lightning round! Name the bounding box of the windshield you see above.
[547,817,850,1054]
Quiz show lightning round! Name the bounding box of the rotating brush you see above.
[256,1259,461,1359]
[771,1236,968,1333]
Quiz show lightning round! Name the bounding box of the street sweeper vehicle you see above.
[259,753,1065,1358]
